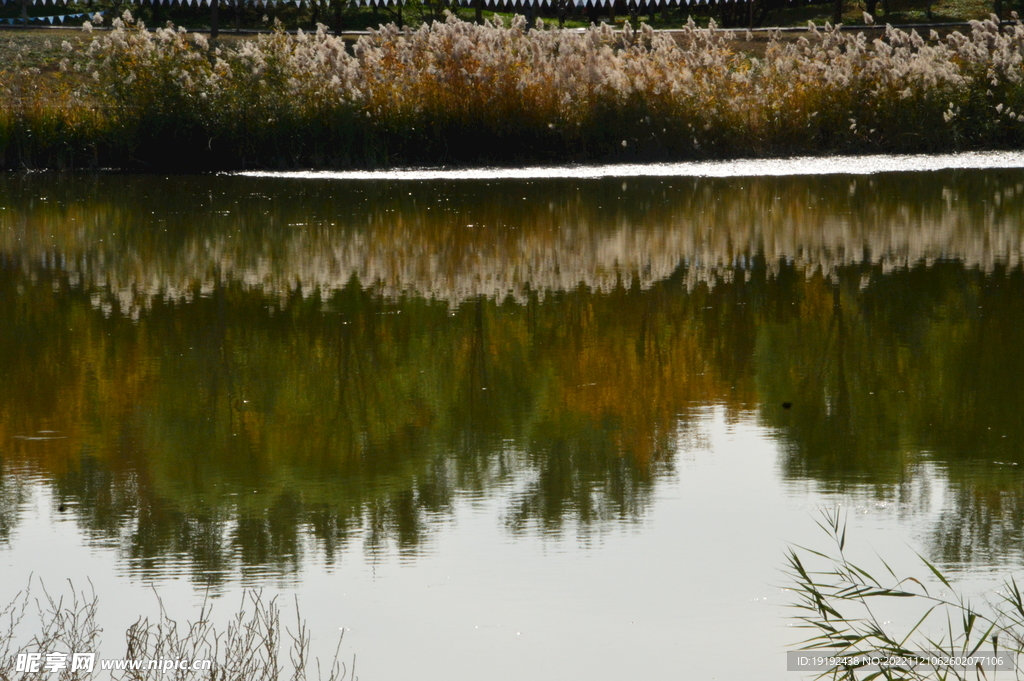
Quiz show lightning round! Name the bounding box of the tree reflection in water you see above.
[2,170,1024,580]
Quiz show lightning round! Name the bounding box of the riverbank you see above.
[2,13,1024,171]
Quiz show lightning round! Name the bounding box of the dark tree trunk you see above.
[210,0,220,38]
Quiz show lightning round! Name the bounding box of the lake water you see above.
[3,160,1024,679]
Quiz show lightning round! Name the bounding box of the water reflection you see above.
[2,170,1024,580]
[4,171,1024,308]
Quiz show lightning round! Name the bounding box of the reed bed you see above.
[3,12,1024,169]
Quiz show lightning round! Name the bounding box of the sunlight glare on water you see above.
[236,150,1024,181]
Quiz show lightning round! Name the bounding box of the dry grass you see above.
[0,580,351,681]
[2,12,1024,169]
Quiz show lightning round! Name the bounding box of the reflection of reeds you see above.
[0,581,350,681]
[3,13,1024,169]
[2,173,1023,311]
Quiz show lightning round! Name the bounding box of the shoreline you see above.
[9,148,1024,178]
[7,148,1024,178]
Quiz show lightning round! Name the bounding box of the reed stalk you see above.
[0,580,351,681]
[786,508,1024,680]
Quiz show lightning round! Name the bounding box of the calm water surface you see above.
[3,167,1024,679]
